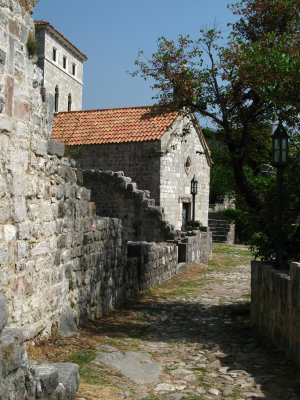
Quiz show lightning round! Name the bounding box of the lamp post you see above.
[272,122,288,269]
[190,175,198,229]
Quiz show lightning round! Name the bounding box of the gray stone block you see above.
[31,363,59,395]
[0,245,8,265]
[1,328,25,377]
[51,362,80,400]
[0,293,8,332]
[0,118,12,132]
[0,49,5,64]
[8,36,14,74]
[2,367,26,400]
[48,140,65,157]
[57,306,77,337]
[0,95,4,113]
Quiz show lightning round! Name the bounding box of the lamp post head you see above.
[272,122,288,168]
[191,175,198,195]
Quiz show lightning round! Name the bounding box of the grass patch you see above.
[65,349,120,386]
[65,349,96,365]
[183,396,205,400]
[209,243,252,270]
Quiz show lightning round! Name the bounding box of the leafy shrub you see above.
[27,30,37,57]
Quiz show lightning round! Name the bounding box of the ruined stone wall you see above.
[82,169,178,242]
[74,141,161,204]
[251,261,300,367]
[0,0,129,339]
[0,293,80,399]
[127,241,178,291]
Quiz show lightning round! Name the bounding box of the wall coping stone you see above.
[48,140,65,157]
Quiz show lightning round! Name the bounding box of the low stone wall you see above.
[251,261,300,366]
[82,170,178,242]
[171,230,212,266]
[0,293,80,399]
[127,241,178,291]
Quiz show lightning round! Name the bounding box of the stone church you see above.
[51,107,211,230]
[35,22,211,231]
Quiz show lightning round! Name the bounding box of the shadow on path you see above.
[85,297,300,400]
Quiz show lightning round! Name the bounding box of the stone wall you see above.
[160,116,211,230]
[73,141,161,204]
[0,293,80,399]
[82,169,178,242]
[0,0,128,339]
[127,241,178,291]
[251,261,300,366]
[170,229,212,267]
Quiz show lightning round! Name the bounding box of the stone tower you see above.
[34,21,88,116]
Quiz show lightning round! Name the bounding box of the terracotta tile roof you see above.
[34,21,88,61]
[51,106,180,145]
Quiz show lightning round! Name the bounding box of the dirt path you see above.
[28,244,300,400]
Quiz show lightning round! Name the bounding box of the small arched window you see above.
[184,156,191,174]
[54,85,59,113]
[68,93,72,112]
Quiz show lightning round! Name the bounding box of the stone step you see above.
[208,212,229,220]
[212,234,228,242]
[209,223,232,229]
[208,219,232,224]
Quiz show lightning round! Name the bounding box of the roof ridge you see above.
[56,105,180,115]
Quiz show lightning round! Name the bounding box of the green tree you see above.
[131,0,300,262]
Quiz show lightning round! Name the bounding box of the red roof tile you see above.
[34,21,88,61]
[51,106,180,145]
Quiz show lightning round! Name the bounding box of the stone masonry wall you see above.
[0,0,128,339]
[127,241,178,291]
[251,261,300,366]
[169,229,212,269]
[74,141,161,204]
[82,169,178,242]
[160,116,211,230]
[0,293,80,400]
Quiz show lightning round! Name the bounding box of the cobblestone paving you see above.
[29,244,300,400]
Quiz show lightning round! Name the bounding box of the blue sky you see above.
[34,0,237,115]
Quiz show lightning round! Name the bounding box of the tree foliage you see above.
[131,0,300,262]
